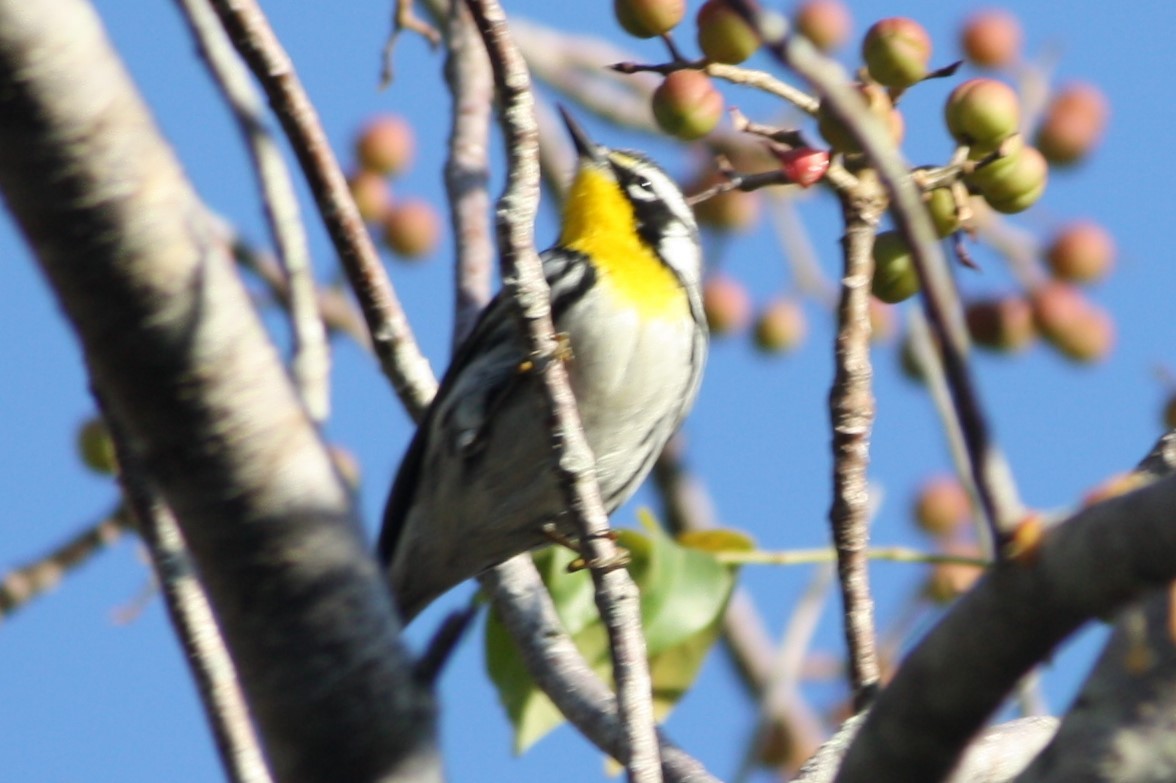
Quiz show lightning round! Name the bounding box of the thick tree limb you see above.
[1015,586,1176,782]
[833,468,1176,783]
[0,2,438,781]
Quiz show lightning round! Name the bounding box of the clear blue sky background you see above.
[2,1,1173,781]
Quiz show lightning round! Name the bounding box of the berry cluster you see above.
[350,114,441,260]
[609,2,1114,373]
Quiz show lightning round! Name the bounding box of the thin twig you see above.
[0,509,132,621]
[380,0,442,87]
[177,0,330,422]
[413,603,480,687]
[481,558,720,783]
[827,177,884,710]
[208,0,437,419]
[611,58,821,115]
[443,0,494,347]
[685,168,795,203]
[108,416,272,783]
[715,546,989,569]
[905,309,1023,557]
[228,228,373,350]
[463,0,661,779]
[727,111,860,190]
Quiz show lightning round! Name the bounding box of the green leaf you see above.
[677,528,757,554]
[485,512,744,754]
[619,510,739,655]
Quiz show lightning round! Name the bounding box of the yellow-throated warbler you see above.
[378,109,707,621]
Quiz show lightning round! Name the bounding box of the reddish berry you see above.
[817,83,898,153]
[1030,282,1114,362]
[703,274,752,335]
[356,115,415,176]
[925,539,985,603]
[965,296,1035,352]
[1036,83,1109,165]
[348,170,392,223]
[381,198,441,259]
[1045,221,1115,283]
[794,0,852,52]
[869,299,897,343]
[689,176,761,232]
[960,9,1022,68]
[753,297,807,354]
[775,147,830,187]
[914,474,971,537]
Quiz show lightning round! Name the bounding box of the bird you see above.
[378,108,707,622]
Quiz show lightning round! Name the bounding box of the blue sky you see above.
[2,1,1173,781]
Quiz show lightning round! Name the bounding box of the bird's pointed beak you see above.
[559,105,604,163]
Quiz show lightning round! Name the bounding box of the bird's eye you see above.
[636,176,654,192]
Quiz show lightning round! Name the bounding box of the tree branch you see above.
[110,424,271,783]
[1016,585,1176,783]
[0,2,438,779]
[175,0,330,422]
[828,175,884,708]
[463,0,661,779]
[443,0,494,347]
[207,0,437,418]
[0,508,131,621]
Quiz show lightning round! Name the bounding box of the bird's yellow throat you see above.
[558,166,688,320]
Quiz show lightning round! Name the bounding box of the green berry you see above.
[615,0,685,38]
[871,230,920,303]
[862,17,932,89]
[945,78,1021,148]
[697,0,760,64]
[652,70,724,140]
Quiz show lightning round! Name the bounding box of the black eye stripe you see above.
[604,151,698,247]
